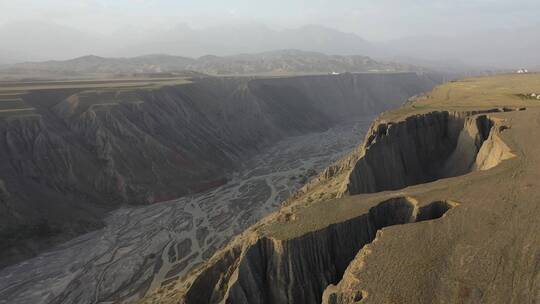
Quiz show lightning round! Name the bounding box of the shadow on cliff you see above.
[347,110,516,194]
[180,109,519,304]
[184,197,458,304]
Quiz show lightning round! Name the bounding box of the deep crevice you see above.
[320,198,458,304]
[182,110,515,304]
[417,200,455,222]
[189,197,456,304]
[347,112,503,195]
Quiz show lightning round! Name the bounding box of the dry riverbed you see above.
[0,117,372,304]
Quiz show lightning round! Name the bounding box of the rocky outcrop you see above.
[473,118,515,170]
[0,72,438,268]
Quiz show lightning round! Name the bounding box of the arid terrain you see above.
[1,66,539,304]
[0,72,439,268]
[0,118,372,304]
[1,1,538,303]
[0,71,440,303]
[139,73,540,304]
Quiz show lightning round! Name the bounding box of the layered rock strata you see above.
[0,72,438,268]
[141,109,515,304]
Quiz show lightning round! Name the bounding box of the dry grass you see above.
[383,73,540,121]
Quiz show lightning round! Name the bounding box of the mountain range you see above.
[0,50,419,79]
[0,22,373,64]
[0,21,539,69]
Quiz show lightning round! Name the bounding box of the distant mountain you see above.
[186,50,412,75]
[381,26,540,68]
[113,24,376,58]
[0,21,376,62]
[5,54,195,75]
[0,21,106,61]
[1,20,535,70]
[0,50,418,79]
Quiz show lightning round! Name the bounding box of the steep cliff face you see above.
[180,198,456,304]
[316,113,517,304]
[152,110,515,304]
[347,112,491,194]
[284,109,517,208]
[218,198,423,304]
[0,73,438,268]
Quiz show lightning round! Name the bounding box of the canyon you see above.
[141,73,540,304]
[0,118,372,304]
[3,71,537,304]
[0,72,439,303]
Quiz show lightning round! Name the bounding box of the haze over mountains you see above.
[0,21,539,69]
[0,22,374,64]
[2,0,540,302]
[0,50,420,79]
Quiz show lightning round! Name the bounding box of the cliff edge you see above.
[0,73,438,269]
[141,73,540,304]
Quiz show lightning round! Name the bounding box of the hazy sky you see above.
[2,0,540,40]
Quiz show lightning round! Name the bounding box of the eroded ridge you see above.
[142,108,517,304]
[283,110,515,210]
[180,197,457,304]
